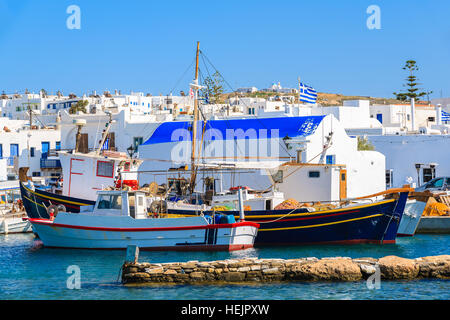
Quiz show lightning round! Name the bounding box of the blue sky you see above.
[0,0,449,99]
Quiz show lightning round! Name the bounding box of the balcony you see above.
[40,158,61,169]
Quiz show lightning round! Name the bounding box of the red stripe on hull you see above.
[254,239,396,246]
[397,233,413,237]
[28,218,259,232]
[43,244,254,252]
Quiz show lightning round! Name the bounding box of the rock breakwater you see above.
[121,255,450,285]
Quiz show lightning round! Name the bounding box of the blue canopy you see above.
[142,116,325,145]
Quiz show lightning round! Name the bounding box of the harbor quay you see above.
[121,253,450,285]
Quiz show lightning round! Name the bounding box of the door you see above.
[376,113,383,124]
[41,142,50,159]
[339,169,347,200]
[10,144,19,166]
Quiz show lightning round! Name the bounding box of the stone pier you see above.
[121,255,450,285]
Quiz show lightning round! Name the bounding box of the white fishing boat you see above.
[0,210,32,234]
[1,184,32,234]
[27,189,259,251]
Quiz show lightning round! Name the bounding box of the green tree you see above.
[69,100,89,114]
[394,60,432,102]
[357,136,375,151]
[201,71,224,104]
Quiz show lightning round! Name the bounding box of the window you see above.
[423,168,436,183]
[326,155,335,165]
[97,194,122,210]
[56,141,61,151]
[308,171,320,178]
[428,117,435,122]
[386,169,393,188]
[0,144,2,158]
[133,137,143,151]
[97,160,114,178]
[30,147,35,157]
[429,178,444,188]
[32,172,41,177]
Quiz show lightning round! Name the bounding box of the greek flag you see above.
[102,138,109,151]
[299,83,317,104]
[442,110,450,122]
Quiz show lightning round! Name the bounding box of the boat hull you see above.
[397,200,426,237]
[168,192,409,245]
[28,217,259,251]
[416,216,450,234]
[0,215,32,234]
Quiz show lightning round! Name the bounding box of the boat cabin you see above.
[212,188,285,211]
[94,190,148,218]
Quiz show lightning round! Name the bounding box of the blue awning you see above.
[143,116,325,145]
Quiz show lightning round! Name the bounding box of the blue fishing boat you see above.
[166,188,411,245]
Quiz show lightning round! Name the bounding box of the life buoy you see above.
[149,200,167,215]
[47,205,59,219]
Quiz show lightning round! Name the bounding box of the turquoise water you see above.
[0,233,448,300]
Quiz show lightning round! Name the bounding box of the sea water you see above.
[0,233,448,300]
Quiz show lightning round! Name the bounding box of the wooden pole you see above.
[190,42,200,192]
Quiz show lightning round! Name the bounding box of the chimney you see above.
[410,98,416,131]
[436,104,442,125]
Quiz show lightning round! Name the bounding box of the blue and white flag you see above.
[442,110,450,122]
[299,83,317,104]
[102,138,109,151]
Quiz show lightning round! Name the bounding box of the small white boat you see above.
[1,186,32,234]
[0,211,32,234]
[27,190,259,251]
[397,199,426,236]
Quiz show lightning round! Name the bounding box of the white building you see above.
[58,108,172,155]
[369,103,440,133]
[235,87,258,93]
[0,118,61,179]
[261,82,298,94]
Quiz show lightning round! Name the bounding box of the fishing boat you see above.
[27,189,259,251]
[166,184,411,245]
[1,184,32,234]
[19,129,142,219]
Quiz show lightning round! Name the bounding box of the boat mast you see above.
[189,41,201,193]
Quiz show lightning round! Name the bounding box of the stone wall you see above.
[121,255,450,284]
